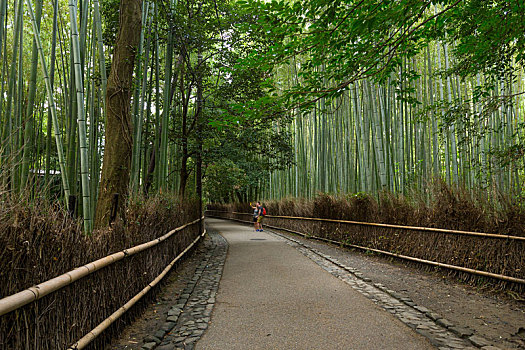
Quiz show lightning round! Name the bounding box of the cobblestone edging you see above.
[268,230,501,350]
[141,232,228,350]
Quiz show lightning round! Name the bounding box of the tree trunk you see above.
[95,0,142,228]
[196,53,203,228]
[178,60,190,197]
[143,148,155,194]
[179,154,189,198]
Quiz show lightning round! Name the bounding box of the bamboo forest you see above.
[1,0,525,212]
[1,0,525,348]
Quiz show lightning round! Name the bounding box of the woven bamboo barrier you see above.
[207,210,525,291]
[209,210,525,241]
[0,215,204,349]
[0,217,203,317]
[68,229,206,349]
[263,223,525,285]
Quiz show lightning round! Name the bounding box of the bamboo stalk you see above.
[151,14,161,192]
[45,0,58,187]
[89,30,99,213]
[92,0,107,104]
[443,43,459,183]
[13,11,24,190]
[131,2,152,193]
[21,0,42,190]
[25,0,70,202]
[0,0,5,66]
[0,1,7,166]
[2,0,23,168]
[158,0,177,191]
[79,0,89,66]
[68,0,92,232]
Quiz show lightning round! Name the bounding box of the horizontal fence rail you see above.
[0,217,203,317]
[69,228,207,349]
[206,210,525,286]
[208,210,525,242]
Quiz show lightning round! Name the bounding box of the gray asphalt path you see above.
[197,218,434,350]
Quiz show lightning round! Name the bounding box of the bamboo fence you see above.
[206,210,525,288]
[69,228,206,349]
[0,217,205,348]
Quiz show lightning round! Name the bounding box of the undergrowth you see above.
[209,180,525,236]
[0,190,200,349]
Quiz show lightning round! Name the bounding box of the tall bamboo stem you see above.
[68,0,92,233]
[25,0,70,203]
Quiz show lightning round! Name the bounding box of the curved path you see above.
[197,218,437,349]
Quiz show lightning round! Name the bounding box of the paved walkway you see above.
[196,218,436,349]
[138,218,480,349]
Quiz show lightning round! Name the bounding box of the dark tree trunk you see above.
[196,53,203,228]
[144,148,155,195]
[95,0,142,228]
[179,154,189,197]
[179,61,190,198]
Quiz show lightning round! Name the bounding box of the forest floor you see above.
[108,220,525,349]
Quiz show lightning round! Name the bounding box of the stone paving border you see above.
[267,229,502,350]
[141,232,228,350]
[138,220,502,350]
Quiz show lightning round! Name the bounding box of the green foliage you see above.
[4,0,524,218]
[204,159,247,202]
[147,0,295,198]
[236,0,525,108]
[202,115,294,202]
[230,0,525,200]
[448,0,525,78]
[100,0,119,46]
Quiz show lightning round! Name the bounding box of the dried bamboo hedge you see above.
[0,195,201,349]
[207,192,525,295]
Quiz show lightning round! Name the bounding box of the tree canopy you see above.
[1,0,525,228]
[237,0,525,101]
